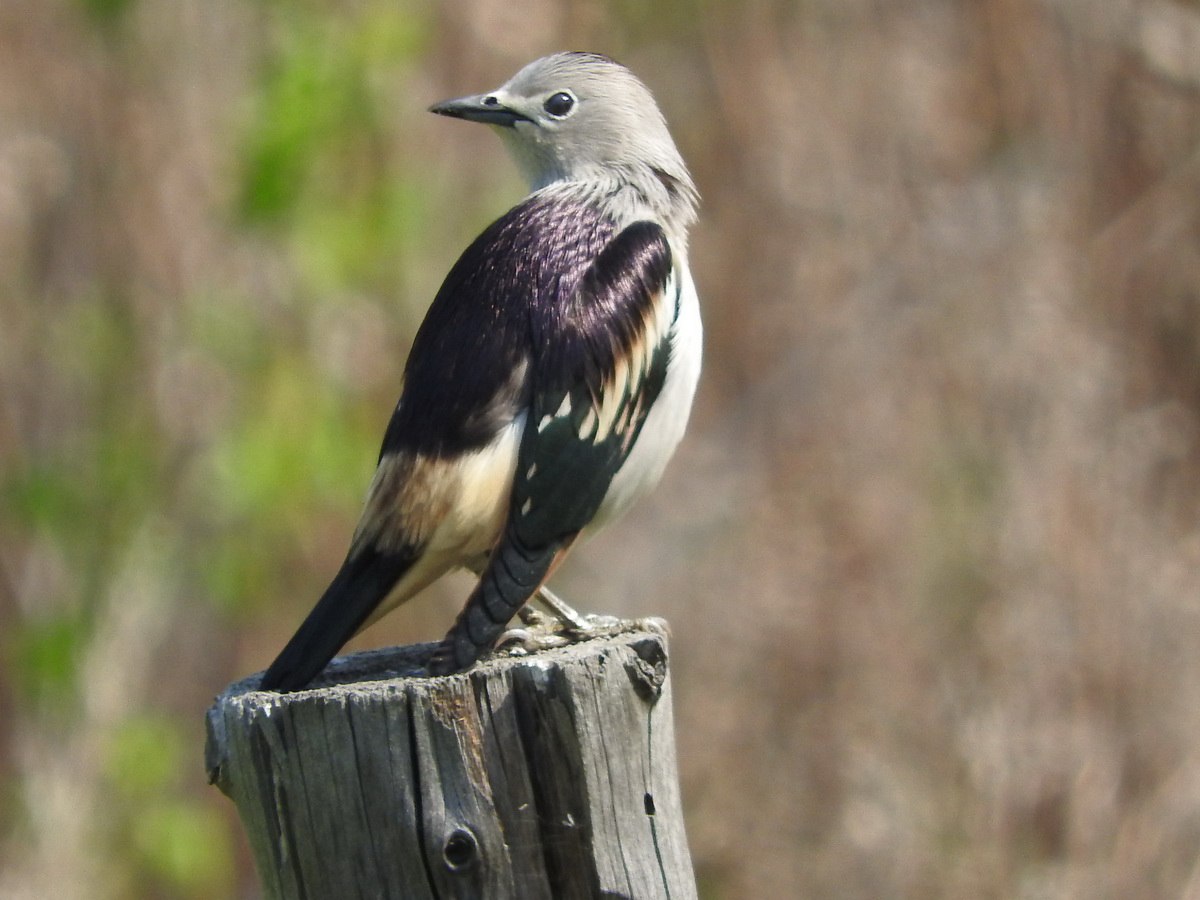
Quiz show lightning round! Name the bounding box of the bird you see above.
[259,51,701,690]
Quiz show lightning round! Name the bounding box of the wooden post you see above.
[205,628,696,899]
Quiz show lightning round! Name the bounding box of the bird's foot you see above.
[494,603,670,657]
[493,607,573,656]
[529,585,591,631]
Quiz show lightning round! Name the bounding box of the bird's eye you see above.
[543,91,575,118]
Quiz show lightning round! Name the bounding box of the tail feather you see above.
[260,548,415,691]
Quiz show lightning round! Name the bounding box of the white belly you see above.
[591,261,701,530]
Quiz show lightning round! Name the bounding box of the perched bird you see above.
[260,51,701,690]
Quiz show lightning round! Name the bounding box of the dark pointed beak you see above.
[429,93,531,128]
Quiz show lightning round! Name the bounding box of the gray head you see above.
[431,52,697,235]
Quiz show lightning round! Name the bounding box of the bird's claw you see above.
[494,627,573,656]
[494,609,669,658]
[495,606,573,655]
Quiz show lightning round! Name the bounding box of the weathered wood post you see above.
[205,629,696,899]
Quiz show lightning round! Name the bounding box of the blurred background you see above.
[3,0,1200,896]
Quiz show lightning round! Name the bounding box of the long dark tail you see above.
[260,547,415,691]
[427,529,564,675]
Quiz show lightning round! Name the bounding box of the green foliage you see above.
[73,0,137,26]
[196,1,447,623]
[104,715,186,800]
[6,612,87,708]
[202,349,378,615]
[238,30,370,222]
[105,716,235,897]
[35,297,158,536]
[131,801,234,897]
[3,463,91,537]
[288,173,435,295]
[0,296,164,709]
[236,5,435,295]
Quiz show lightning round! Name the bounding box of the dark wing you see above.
[380,195,616,458]
[260,196,613,691]
[429,220,675,673]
